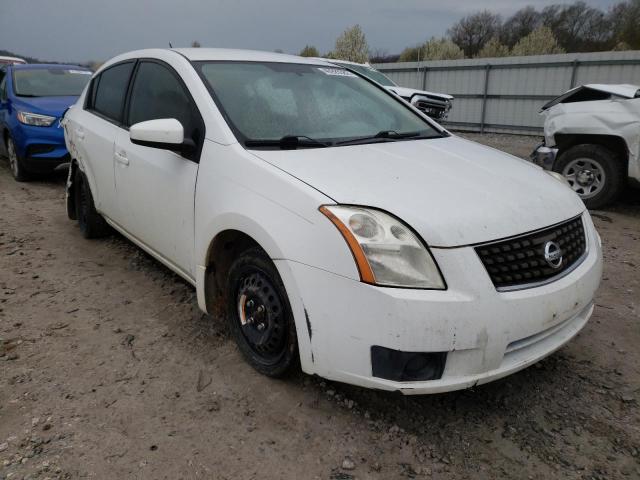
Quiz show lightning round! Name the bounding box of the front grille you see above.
[413,97,450,120]
[475,215,586,290]
[415,102,447,119]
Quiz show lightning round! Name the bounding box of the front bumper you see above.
[12,122,70,173]
[276,213,602,394]
[410,96,452,121]
[530,142,558,171]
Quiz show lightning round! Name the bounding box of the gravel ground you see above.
[1,134,639,480]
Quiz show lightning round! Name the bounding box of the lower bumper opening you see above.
[371,346,446,382]
[26,144,56,156]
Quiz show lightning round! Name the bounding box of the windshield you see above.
[341,63,396,87]
[13,68,91,97]
[196,61,441,147]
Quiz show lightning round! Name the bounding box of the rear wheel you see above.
[554,144,625,209]
[226,248,298,377]
[74,170,110,238]
[6,136,30,182]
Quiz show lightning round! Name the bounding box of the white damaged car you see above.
[63,49,602,394]
[532,84,640,209]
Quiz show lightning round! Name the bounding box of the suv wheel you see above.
[74,170,110,238]
[554,144,625,209]
[6,136,30,182]
[226,247,298,377]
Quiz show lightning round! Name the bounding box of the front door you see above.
[113,60,205,278]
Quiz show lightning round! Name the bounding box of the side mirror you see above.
[130,118,188,152]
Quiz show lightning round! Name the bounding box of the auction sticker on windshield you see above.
[318,67,356,77]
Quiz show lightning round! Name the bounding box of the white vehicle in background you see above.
[532,84,640,209]
[0,56,27,65]
[324,59,453,121]
[63,48,601,394]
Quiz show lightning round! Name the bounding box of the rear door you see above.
[77,61,135,217]
[113,60,204,278]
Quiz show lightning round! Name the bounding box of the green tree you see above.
[511,26,565,56]
[332,25,369,63]
[399,37,464,62]
[299,45,320,57]
[476,37,510,58]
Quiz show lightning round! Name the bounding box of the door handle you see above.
[115,150,129,166]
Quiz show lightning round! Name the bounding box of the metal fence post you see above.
[570,59,580,88]
[422,66,428,90]
[480,64,491,134]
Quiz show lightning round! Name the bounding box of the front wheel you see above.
[6,136,30,182]
[554,144,625,209]
[226,248,298,377]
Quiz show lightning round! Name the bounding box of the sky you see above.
[0,0,620,63]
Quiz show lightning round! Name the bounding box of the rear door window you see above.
[91,62,135,124]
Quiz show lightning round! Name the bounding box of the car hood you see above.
[387,86,453,101]
[541,83,640,111]
[13,96,79,117]
[252,136,585,247]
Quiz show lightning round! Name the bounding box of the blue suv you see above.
[0,64,91,181]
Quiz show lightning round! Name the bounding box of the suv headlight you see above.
[320,205,445,289]
[17,111,56,127]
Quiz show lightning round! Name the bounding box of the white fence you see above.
[373,50,640,136]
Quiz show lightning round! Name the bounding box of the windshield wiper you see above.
[245,135,331,150]
[335,130,426,146]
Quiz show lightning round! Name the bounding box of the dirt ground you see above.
[1,133,639,480]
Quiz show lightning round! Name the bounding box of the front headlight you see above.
[17,111,56,127]
[320,205,445,289]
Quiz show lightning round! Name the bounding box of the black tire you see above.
[226,247,298,377]
[74,170,110,239]
[6,136,30,182]
[554,144,625,210]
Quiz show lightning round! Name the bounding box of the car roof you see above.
[10,63,90,70]
[172,48,332,65]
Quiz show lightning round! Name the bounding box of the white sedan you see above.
[63,49,602,394]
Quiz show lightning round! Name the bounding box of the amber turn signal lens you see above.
[319,206,376,284]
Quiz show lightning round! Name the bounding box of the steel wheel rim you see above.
[236,270,287,363]
[7,139,19,177]
[562,157,606,199]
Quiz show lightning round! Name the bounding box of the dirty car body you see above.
[532,84,640,208]
[63,49,602,394]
